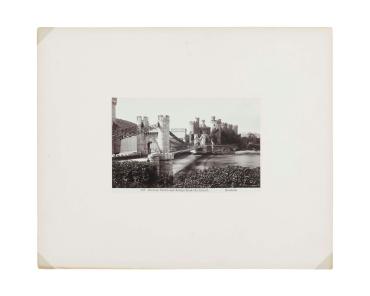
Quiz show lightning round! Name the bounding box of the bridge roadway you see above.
[129,153,202,175]
[165,154,202,175]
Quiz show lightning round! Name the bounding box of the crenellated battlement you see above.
[187,115,240,145]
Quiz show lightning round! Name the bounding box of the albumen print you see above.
[112,98,260,188]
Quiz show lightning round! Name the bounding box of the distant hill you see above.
[113,118,138,133]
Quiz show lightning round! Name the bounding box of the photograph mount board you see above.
[38,27,332,269]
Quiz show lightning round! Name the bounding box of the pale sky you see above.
[116,98,260,134]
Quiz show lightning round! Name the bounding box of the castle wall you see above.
[214,128,221,144]
[199,126,211,135]
[120,136,137,153]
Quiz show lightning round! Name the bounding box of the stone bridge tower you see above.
[112,97,117,122]
[157,115,170,155]
[136,116,147,155]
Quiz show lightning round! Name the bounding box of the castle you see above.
[188,116,239,146]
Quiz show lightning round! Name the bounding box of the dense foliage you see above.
[113,160,260,188]
[112,161,159,188]
[174,166,260,188]
[240,133,260,151]
[113,160,174,188]
[220,130,242,145]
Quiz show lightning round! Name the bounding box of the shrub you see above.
[113,161,260,188]
[112,160,159,188]
[174,166,260,188]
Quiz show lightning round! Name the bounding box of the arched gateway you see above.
[112,98,188,160]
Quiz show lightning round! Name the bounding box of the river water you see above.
[160,150,260,175]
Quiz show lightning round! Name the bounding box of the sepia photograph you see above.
[112,97,260,188]
[37,26,333,271]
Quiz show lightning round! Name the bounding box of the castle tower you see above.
[111,98,119,154]
[188,121,195,143]
[143,116,149,128]
[215,119,222,144]
[194,117,200,134]
[136,116,146,154]
[211,116,216,132]
[137,116,143,130]
[112,98,117,122]
[157,115,170,154]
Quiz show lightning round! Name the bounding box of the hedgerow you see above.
[174,166,260,188]
[112,161,159,188]
[113,161,260,188]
